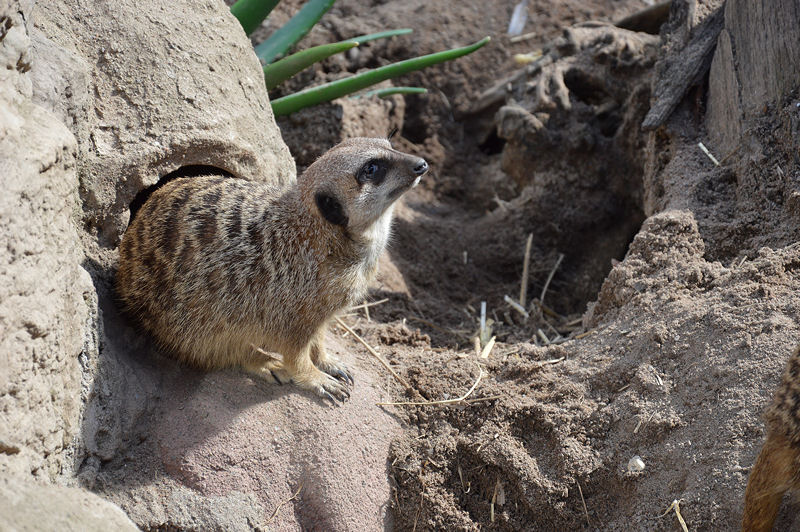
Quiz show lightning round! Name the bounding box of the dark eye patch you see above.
[357,159,388,186]
[315,192,348,227]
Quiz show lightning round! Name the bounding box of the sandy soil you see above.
[258,0,800,529]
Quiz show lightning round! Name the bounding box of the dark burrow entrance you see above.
[127,165,236,225]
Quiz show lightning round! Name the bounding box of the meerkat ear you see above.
[315,192,348,227]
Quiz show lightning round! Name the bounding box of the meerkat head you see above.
[299,137,429,236]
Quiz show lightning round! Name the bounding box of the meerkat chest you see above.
[359,207,394,276]
[321,209,394,307]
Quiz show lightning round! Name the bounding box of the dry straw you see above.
[659,499,689,532]
[335,317,411,391]
[266,483,303,524]
[520,233,533,305]
[377,364,485,407]
[540,253,564,305]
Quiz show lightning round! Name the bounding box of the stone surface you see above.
[85,332,402,531]
[0,475,138,531]
[0,0,93,482]
[33,0,296,247]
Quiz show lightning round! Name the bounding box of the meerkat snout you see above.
[116,137,427,404]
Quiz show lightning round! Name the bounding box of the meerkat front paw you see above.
[298,370,351,404]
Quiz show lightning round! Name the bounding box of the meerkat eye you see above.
[357,159,387,186]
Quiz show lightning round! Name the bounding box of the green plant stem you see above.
[230,0,280,36]
[264,41,358,90]
[263,29,413,90]
[343,28,412,44]
[255,0,336,65]
[354,87,428,99]
[270,36,490,116]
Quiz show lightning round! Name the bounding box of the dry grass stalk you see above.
[535,357,565,367]
[348,298,389,311]
[697,141,720,166]
[543,318,561,338]
[412,475,425,532]
[479,301,487,338]
[533,300,565,320]
[480,336,496,359]
[576,479,590,526]
[463,394,502,404]
[719,144,741,165]
[349,298,390,321]
[510,31,537,43]
[540,252,565,305]
[490,478,500,522]
[265,483,303,525]
[504,295,529,318]
[520,233,534,305]
[473,336,482,358]
[334,317,412,391]
[377,364,484,407]
[658,499,689,532]
[457,465,471,493]
[574,329,595,340]
[536,329,550,344]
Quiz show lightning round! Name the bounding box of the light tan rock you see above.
[32,0,296,246]
[0,475,138,531]
[0,0,93,481]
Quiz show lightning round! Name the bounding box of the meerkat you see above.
[742,344,800,531]
[116,137,428,402]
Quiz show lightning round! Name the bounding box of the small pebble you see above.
[628,455,646,472]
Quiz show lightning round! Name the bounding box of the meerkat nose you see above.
[413,159,429,176]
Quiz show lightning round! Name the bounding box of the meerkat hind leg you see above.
[243,348,291,385]
[742,431,799,531]
[310,327,354,385]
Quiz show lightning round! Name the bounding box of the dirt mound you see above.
[384,211,800,530]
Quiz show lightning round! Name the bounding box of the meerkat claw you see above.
[318,360,354,386]
[319,389,339,404]
[308,373,351,404]
[330,368,353,386]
